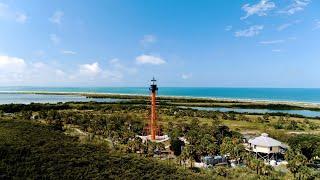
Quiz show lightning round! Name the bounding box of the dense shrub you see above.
[0,120,209,179]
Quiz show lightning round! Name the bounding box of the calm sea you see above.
[0,87,320,103]
[1,87,320,117]
[0,93,122,105]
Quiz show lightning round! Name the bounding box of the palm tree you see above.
[287,153,307,179]
[252,158,263,175]
[180,145,191,169]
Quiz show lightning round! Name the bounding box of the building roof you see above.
[248,133,282,147]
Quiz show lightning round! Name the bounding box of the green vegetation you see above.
[32,92,320,111]
[284,134,320,179]
[0,98,319,179]
[0,120,210,179]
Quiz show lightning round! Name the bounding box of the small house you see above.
[248,133,287,162]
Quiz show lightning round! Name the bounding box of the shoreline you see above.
[1,90,320,109]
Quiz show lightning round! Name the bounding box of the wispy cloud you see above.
[288,37,297,40]
[140,34,157,46]
[0,3,28,23]
[259,40,285,44]
[34,50,45,58]
[279,0,311,15]
[15,12,27,23]
[225,25,232,31]
[235,25,264,37]
[50,34,61,45]
[241,0,275,20]
[277,20,301,31]
[0,3,8,16]
[272,49,282,52]
[277,23,292,31]
[61,50,76,55]
[313,20,320,30]
[181,73,192,80]
[106,58,137,80]
[136,54,166,65]
[109,58,137,74]
[49,10,64,25]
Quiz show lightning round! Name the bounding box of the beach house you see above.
[248,133,287,162]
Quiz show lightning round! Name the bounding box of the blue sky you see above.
[0,0,319,87]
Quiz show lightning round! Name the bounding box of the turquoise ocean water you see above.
[1,87,320,103]
[1,87,320,117]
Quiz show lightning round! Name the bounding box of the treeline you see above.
[0,103,71,113]
[1,102,318,132]
[84,93,320,111]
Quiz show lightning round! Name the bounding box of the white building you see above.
[248,133,286,162]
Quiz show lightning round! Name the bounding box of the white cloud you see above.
[140,35,157,45]
[75,59,137,82]
[277,23,292,31]
[0,55,27,81]
[55,69,66,76]
[109,58,120,64]
[0,56,64,83]
[136,54,166,65]
[0,3,28,23]
[0,55,137,85]
[313,20,320,30]
[101,70,123,81]
[49,10,64,24]
[279,0,311,15]
[26,62,69,83]
[61,50,76,55]
[259,40,285,44]
[277,20,301,31]
[32,62,46,69]
[79,62,101,76]
[108,58,137,76]
[50,34,60,45]
[181,73,192,80]
[235,25,264,37]
[241,0,275,20]
[0,55,26,73]
[225,25,232,31]
[288,36,297,40]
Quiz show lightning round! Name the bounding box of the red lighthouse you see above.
[138,78,168,143]
[149,77,158,140]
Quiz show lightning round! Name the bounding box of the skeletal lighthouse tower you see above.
[149,77,158,140]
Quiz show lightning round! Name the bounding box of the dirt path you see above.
[64,125,114,147]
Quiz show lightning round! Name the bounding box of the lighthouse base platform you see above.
[137,135,170,143]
